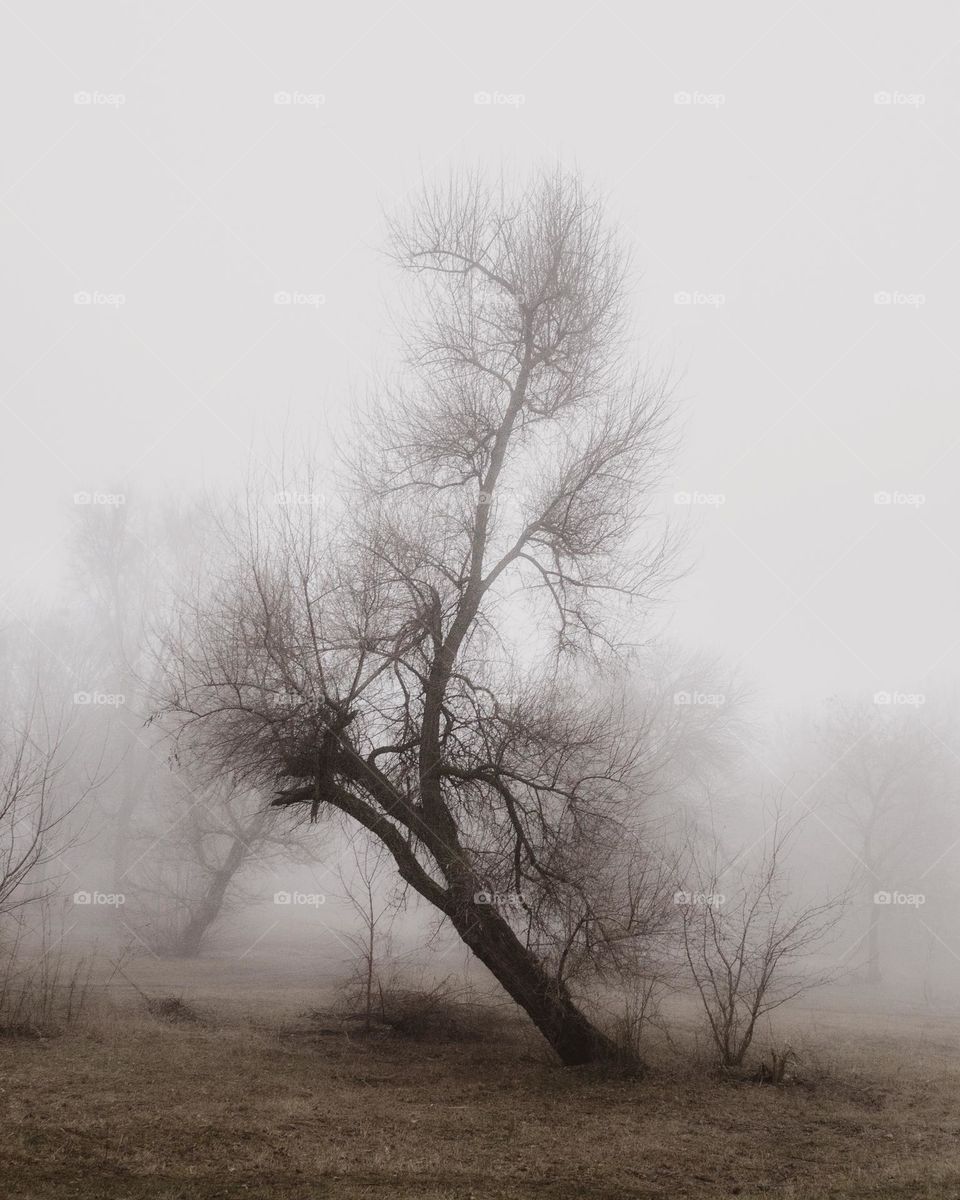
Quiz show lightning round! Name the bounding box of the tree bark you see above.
[446,890,620,1066]
[275,778,622,1066]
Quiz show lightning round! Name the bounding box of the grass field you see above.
[2,961,960,1199]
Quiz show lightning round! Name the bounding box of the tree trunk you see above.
[278,778,622,1066]
[445,891,621,1067]
[864,898,882,984]
[170,839,246,957]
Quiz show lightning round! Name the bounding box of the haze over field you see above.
[2,4,960,1198]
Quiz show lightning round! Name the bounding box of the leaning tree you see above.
[160,169,680,1065]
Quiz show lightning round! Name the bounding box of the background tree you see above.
[121,775,281,957]
[812,698,947,984]
[161,168,680,1065]
[71,497,154,894]
[70,499,289,957]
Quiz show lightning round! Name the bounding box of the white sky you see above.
[2,0,959,708]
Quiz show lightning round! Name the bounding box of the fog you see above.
[2,5,960,1195]
[4,4,959,702]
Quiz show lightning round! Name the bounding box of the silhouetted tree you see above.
[160,169,680,1065]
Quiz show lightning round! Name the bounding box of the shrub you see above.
[338,978,511,1043]
[0,911,94,1036]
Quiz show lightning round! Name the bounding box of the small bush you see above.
[0,910,95,1036]
[146,995,201,1024]
[607,976,670,1075]
[337,979,510,1043]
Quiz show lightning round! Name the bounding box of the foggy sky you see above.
[2,0,958,708]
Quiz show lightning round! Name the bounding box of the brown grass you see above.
[1,984,960,1199]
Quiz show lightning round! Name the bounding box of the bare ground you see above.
[2,973,960,1199]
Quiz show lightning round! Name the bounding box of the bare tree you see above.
[678,816,843,1070]
[159,169,680,1065]
[0,640,101,931]
[122,775,281,957]
[71,494,219,897]
[0,698,68,919]
[812,698,946,984]
[335,835,403,1030]
[71,497,154,893]
[624,645,750,821]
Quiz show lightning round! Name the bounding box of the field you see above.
[2,957,960,1199]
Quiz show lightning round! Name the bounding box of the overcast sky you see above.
[2,0,958,707]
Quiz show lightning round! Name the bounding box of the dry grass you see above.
[1,982,960,1199]
[329,979,515,1043]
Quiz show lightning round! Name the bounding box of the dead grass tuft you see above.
[371,982,506,1041]
[145,995,202,1024]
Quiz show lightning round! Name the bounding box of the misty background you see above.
[2,1,960,1007]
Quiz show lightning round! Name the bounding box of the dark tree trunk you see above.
[169,839,247,958]
[276,776,624,1067]
[444,890,621,1067]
